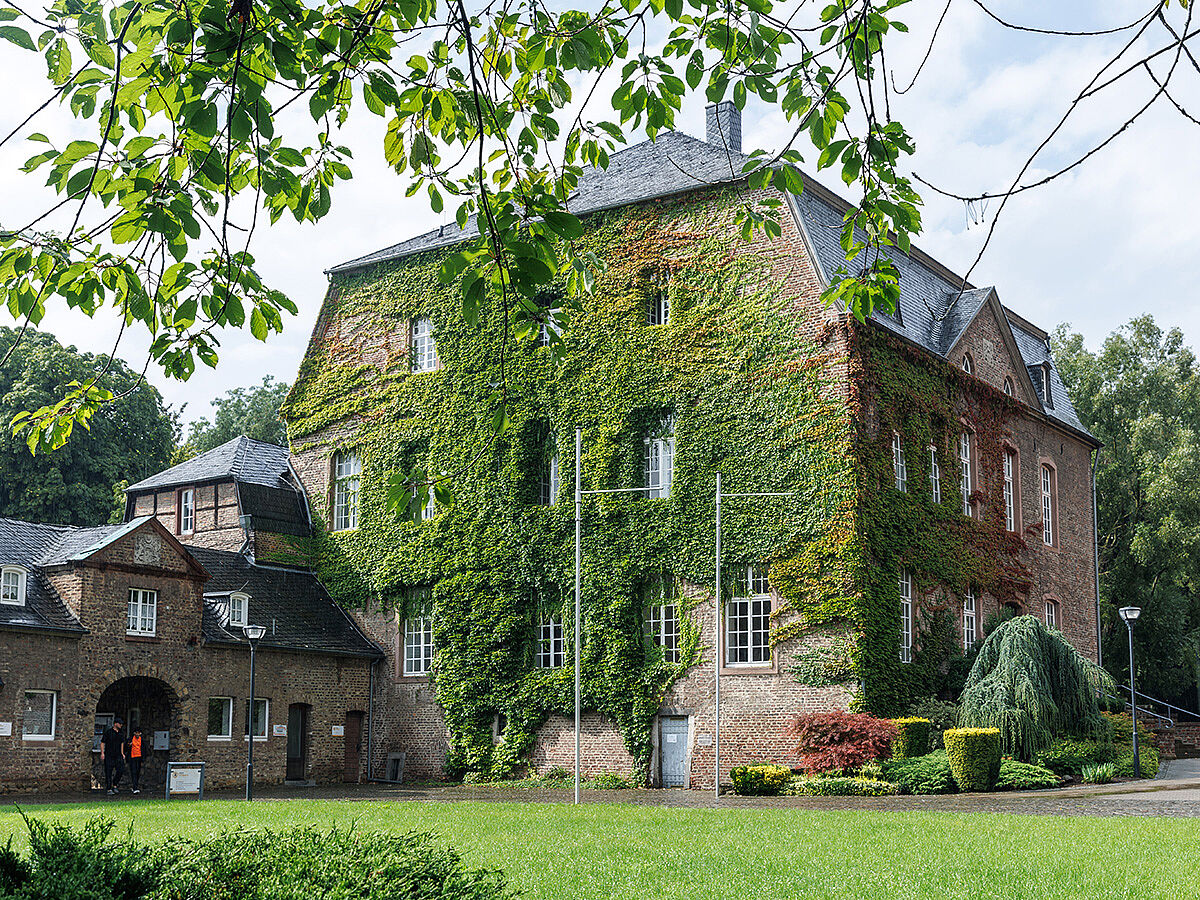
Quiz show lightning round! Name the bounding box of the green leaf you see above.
[543,210,584,239]
[250,307,268,340]
[0,25,35,51]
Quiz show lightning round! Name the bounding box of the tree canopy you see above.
[176,374,289,461]
[1054,316,1200,711]
[0,326,175,525]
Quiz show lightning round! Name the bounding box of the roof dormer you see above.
[0,565,27,606]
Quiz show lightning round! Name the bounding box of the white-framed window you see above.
[228,592,249,628]
[892,432,907,492]
[646,269,670,326]
[726,567,771,666]
[644,415,674,500]
[411,317,438,372]
[928,445,941,503]
[127,588,157,636]
[644,573,680,664]
[959,431,973,517]
[963,587,977,649]
[1040,365,1053,407]
[535,614,565,668]
[1003,450,1016,532]
[419,486,437,521]
[1,566,27,606]
[22,689,56,741]
[332,450,361,532]
[244,697,268,741]
[962,354,973,375]
[207,697,233,740]
[540,453,560,506]
[1004,377,1015,397]
[179,488,195,535]
[899,569,913,663]
[404,616,434,675]
[1041,464,1056,546]
[1045,598,1059,629]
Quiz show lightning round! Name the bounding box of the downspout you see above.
[1092,448,1102,667]
[366,656,379,782]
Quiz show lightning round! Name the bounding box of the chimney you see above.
[705,101,741,153]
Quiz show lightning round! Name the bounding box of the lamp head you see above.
[1118,606,1142,623]
[243,624,267,642]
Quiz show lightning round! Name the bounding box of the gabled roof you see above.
[0,518,84,633]
[192,547,383,659]
[127,436,294,493]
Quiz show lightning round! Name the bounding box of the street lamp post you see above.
[243,624,266,800]
[1118,606,1142,778]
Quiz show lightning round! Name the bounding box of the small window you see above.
[536,294,564,346]
[229,592,249,628]
[127,588,157,637]
[1003,450,1017,532]
[23,690,56,740]
[646,269,670,326]
[963,587,977,649]
[726,567,771,666]
[411,317,439,372]
[404,615,434,675]
[959,431,973,517]
[1041,365,1054,408]
[179,488,195,535]
[1,566,27,606]
[208,697,233,740]
[928,445,941,503]
[332,450,362,531]
[899,569,913,663]
[1041,464,1056,546]
[1003,377,1015,397]
[961,354,974,375]
[1045,599,1059,629]
[644,415,675,500]
[540,446,559,507]
[535,614,565,668]
[644,573,680,664]
[418,486,437,522]
[892,432,907,492]
[244,697,268,740]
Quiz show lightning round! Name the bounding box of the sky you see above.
[0,0,1197,422]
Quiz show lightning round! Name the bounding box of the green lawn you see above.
[0,798,1193,900]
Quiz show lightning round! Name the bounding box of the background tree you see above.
[1054,316,1200,711]
[176,375,289,462]
[0,326,175,525]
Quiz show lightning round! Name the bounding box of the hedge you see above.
[944,728,1002,792]
[789,776,898,797]
[880,750,956,795]
[730,764,792,796]
[891,717,931,759]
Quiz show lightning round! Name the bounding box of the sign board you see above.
[165,762,206,800]
[0,722,11,737]
[331,725,345,737]
[696,733,713,747]
[273,724,288,736]
[153,730,170,751]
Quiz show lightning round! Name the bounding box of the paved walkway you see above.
[10,760,1200,817]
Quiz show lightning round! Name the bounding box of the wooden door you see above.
[342,711,365,782]
[286,704,309,781]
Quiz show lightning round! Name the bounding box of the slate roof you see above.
[0,518,84,633]
[328,125,1094,442]
[127,436,295,492]
[191,547,382,658]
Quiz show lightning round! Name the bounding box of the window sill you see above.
[720,663,777,676]
[398,673,432,682]
[126,634,159,642]
[207,736,232,742]
[22,735,56,742]
[0,600,25,607]
[243,736,268,742]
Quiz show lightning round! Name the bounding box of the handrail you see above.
[1102,690,1174,727]
[1117,686,1200,723]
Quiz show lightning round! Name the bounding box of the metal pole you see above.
[1128,620,1140,778]
[246,642,256,801]
[574,427,582,806]
[714,472,721,800]
[1092,451,1102,667]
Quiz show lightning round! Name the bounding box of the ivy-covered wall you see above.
[284,188,865,781]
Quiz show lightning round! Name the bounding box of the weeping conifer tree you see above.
[957,615,1116,761]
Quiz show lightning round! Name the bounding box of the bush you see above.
[787,711,897,772]
[891,718,932,759]
[944,728,1002,792]
[16,815,160,900]
[789,776,898,797]
[730,764,792,796]
[1082,762,1116,784]
[880,750,956,795]
[904,699,959,750]
[0,837,30,896]
[858,762,884,780]
[1114,747,1160,778]
[584,773,632,790]
[1035,738,1114,776]
[994,760,1061,791]
[1102,711,1135,745]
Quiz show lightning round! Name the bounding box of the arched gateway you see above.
[90,671,184,791]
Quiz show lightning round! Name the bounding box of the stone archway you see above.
[90,670,185,792]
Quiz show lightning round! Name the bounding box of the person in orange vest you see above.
[126,727,144,794]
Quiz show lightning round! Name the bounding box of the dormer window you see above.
[1,566,27,606]
[1041,365,1054,408]
[229,592,249,628]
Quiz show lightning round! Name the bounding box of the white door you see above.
[660,717,689,788]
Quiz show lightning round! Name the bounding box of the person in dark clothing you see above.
[126,727,144,794]
[100,718,126,795]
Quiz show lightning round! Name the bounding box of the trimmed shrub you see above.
[584,773,632,790]
[904,699,959,750]
[1082,762,1116,784]
[1035,738,1114,776]
[789,776,898,797]
[994,760,1061,791]
[881,750,956,795]
[891,718,932,759]
[730,764,792,796]
[1114,747,1160,778]
[787,711,897,772]
[944,728,1002,792]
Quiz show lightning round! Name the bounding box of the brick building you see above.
[0,438,383,794]
[279,103,1101,789]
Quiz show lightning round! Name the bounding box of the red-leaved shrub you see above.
[787,711,897,772]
